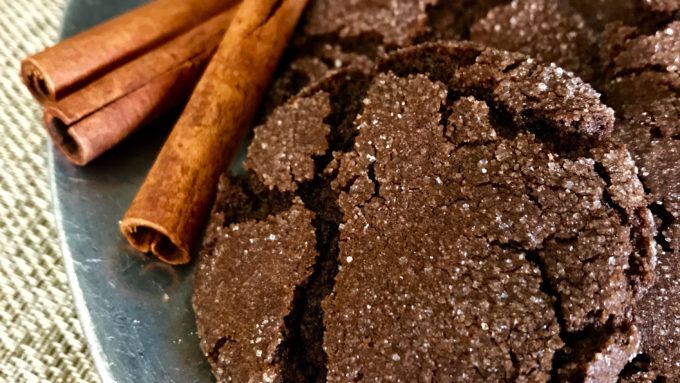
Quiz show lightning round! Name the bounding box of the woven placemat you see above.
[0,0,100,381]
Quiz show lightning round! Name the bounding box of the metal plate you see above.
[52,1,217,381]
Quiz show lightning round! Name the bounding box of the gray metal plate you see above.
[52,1,217,381]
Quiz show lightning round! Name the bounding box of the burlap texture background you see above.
[0,0,100,381]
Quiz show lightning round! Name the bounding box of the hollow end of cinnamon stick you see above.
[21,59,56,102]
[43,111,87,166]
[120,219,190,265]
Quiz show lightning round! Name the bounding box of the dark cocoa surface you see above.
[263,0,511,115]
[642,0,680,13]
[424,1,680,377]
[470,0,598,81]
[600,18,680,382]
[193,199,318,382]
[194,42,656,382]
[194,0,680,380]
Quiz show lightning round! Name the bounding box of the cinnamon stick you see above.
[21,0,236,102]
[43,9,237,165]
[120,0,309,264]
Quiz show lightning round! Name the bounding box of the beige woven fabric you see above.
[0,0,100,382]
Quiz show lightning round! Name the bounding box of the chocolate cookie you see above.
[302,0,512,46]
[462,5,680,378]
[468,0,678,85]
[194,42,655,382]
[600,20,680,382]
[265,0,511,114]
[302,0,436,46]
[324,42,652,382]
[193,196,318,382]
[470,0,598,81]
[567,0,640,31]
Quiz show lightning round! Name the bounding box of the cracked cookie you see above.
[193,197,317,382]
[193,42,655,382]
[265,0,511,115]
[429,5,680,377]
[600,20,680,382]
[470,0,598,81]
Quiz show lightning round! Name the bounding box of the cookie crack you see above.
[292,31,386,64]
[523,250,568,333]
[649,202,675,253]
[551,317,638,382]
[618,353,653,380]
[216,173,295,227]
[613,64,680,80]
[366,146,381,200]
[593,162,628,226]
[593,160,656,293]
[278,71,372,382]
[278,164,341,383]
[208,336,235,365]
[618,352,670,382]
[508,349,521,382]
[420,0,511,41]
[498,239,636,382]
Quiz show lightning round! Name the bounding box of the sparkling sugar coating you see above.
[302,0,437,45]
[322,60,650,380]
[195,41,658,381]
[471,0,598,81]
[607,21,680,77]
[601,18,680,381]
[325,74,565,382]
[246,92,331,192]
[261,0,511,113]
[642,0,680,12]
[385,42,615,141]
[192,201,318,382]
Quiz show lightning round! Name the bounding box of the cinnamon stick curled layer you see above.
[120,0,310,265]
[43,9,237,165]
[21,0,236,102]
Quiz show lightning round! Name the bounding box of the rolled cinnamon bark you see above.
[120,0,309,264]
[43,9,237,165]
[21,0,236,102]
